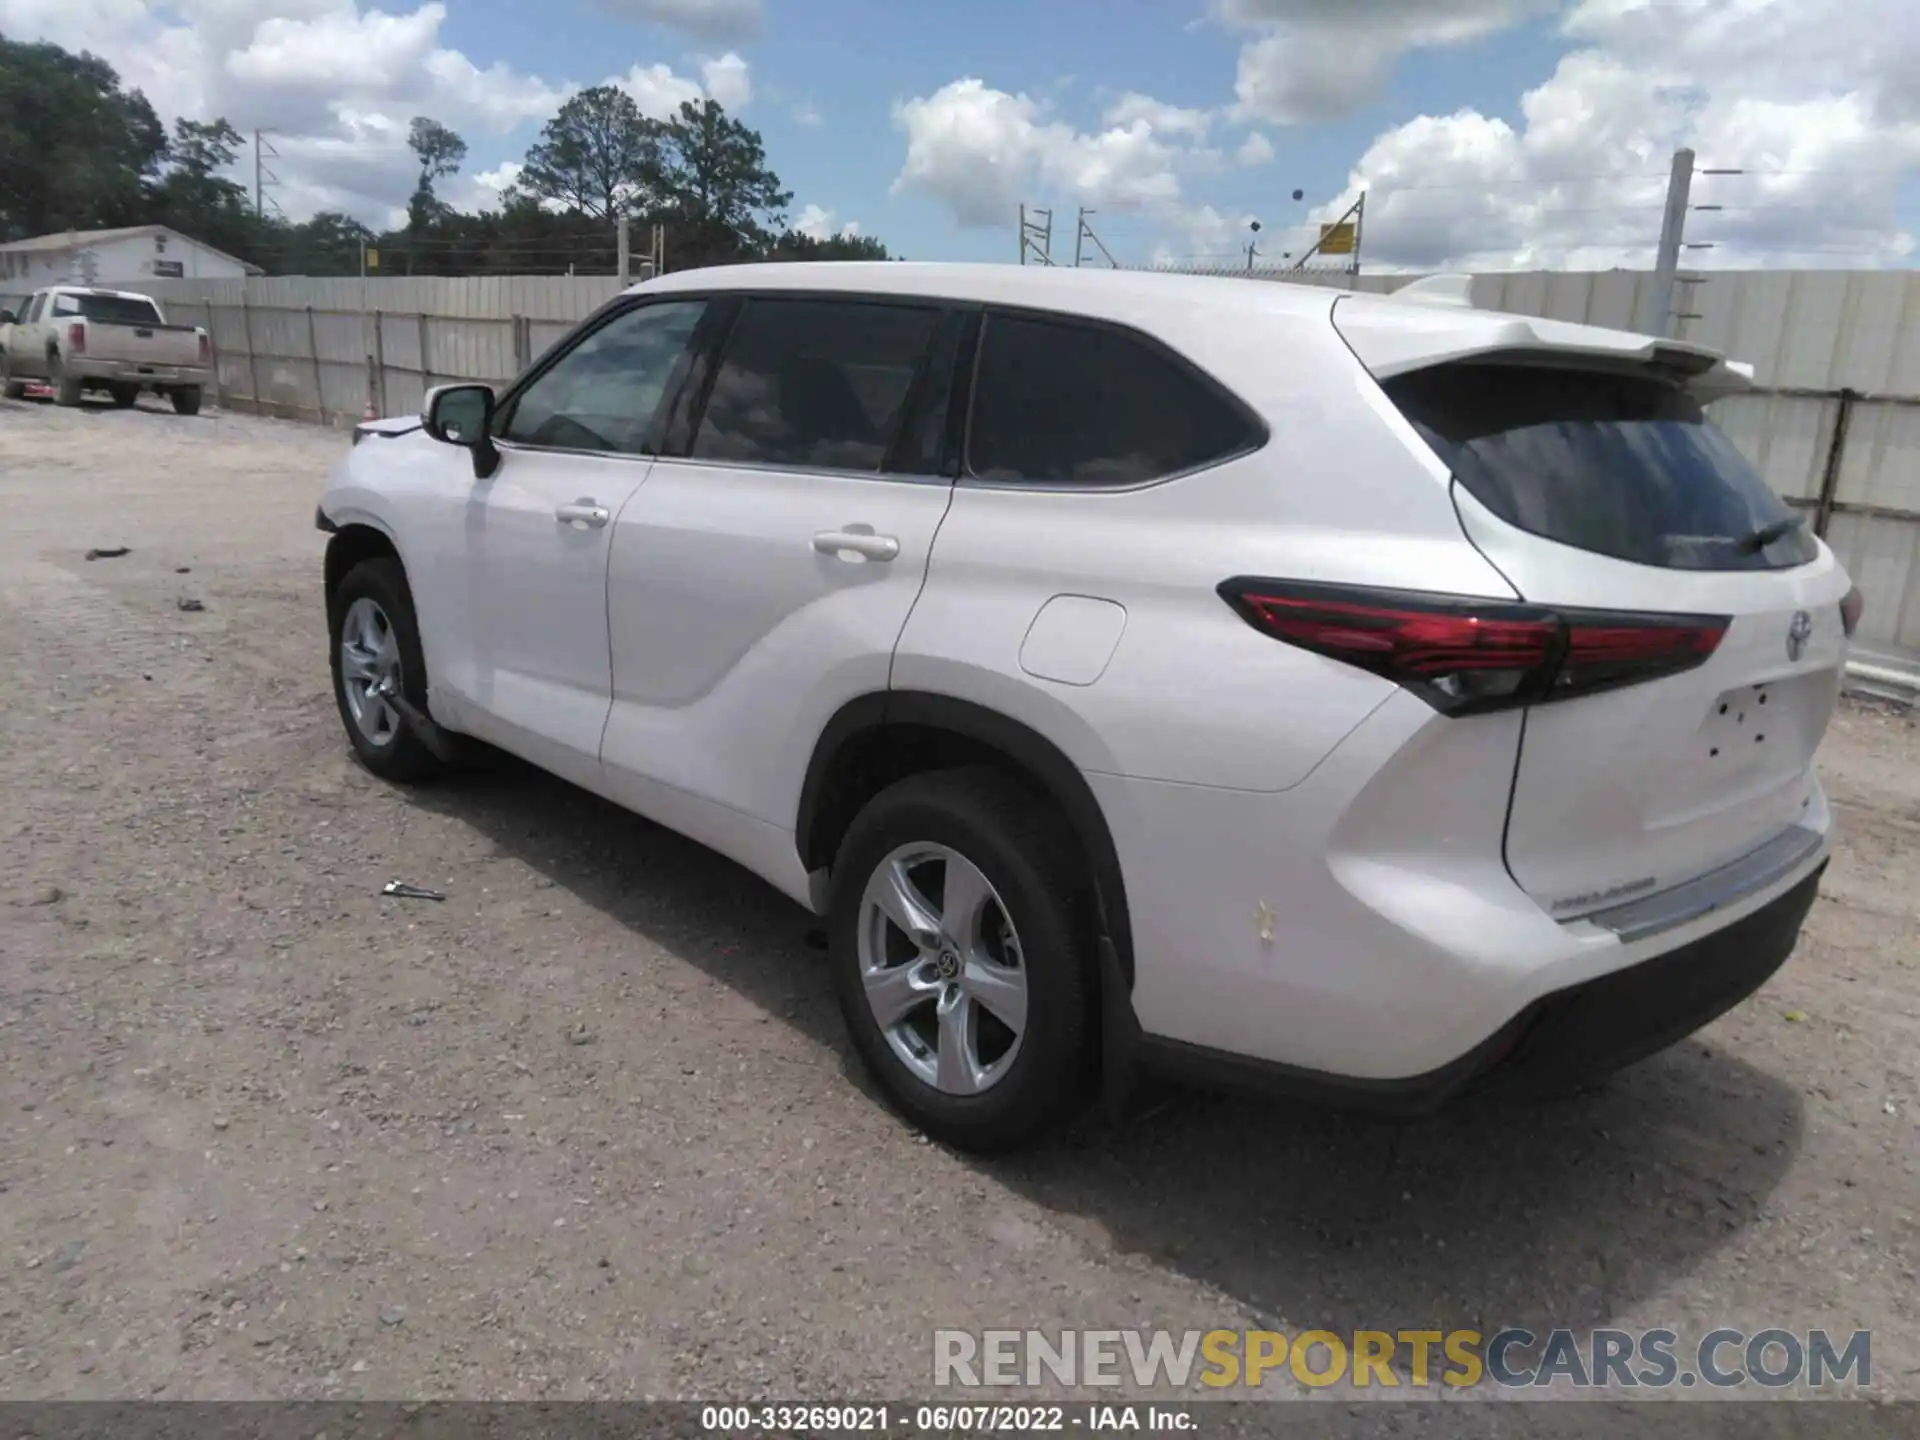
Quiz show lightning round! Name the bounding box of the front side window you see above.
[691,297,944,472]
[966,312,1263,487]
[501,299,707,455]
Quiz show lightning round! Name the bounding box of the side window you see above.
[967,312,1262,487]
[692,297,943,472]
[500,299,706,455]
[26,293,47,322]
[52,293,80,317]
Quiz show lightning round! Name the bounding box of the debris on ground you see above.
[381,880,446,901]
[177,597,205,613]
[85,547,131,561]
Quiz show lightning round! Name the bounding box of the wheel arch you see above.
[797,691,1135,989]
[323,519,405,620]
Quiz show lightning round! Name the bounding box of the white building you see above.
[0,225,260,298]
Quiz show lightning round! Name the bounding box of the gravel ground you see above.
[1,394,1916,1415]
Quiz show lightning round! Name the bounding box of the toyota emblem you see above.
[1787,610,1813,662]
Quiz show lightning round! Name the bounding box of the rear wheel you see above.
[328,558,444,783]
[109,384,139,408]
[170,386,202,416]
[49,353,81,407]
[827,767,1095,1152]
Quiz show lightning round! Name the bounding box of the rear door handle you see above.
[556,501,610,530]
[812,529,900,562]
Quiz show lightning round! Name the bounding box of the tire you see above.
[109,384,139,408]
[49,353,81,407]
[827,766,1096,1152]
[328,557,445,783]
[0,350,24,400]
[171,386,202,416]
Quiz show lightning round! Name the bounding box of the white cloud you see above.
[1313,5,1920,272]
[892,77,1188,228]
[614,61,704,119]
[1217,0,1539,124]
[792,100,823,128]
[699,51,751,110]
[1101,92,1212,138]
[1235,130,1275,166]
[794,202,861,241]
[595,0,759,42]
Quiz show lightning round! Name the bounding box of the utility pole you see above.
[616,214,630,284]
[1073,208,1119,268]
[1246,219,1263,271]
[253,129,282,219]
[1638,147,1695,338]
[1018,204,1054,266]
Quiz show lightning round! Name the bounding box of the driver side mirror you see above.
[422,383,500,479]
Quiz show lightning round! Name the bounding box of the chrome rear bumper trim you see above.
[1583,824,1826,944]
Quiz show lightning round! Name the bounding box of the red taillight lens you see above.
[198,331,211,364]
[1219,579,1728,716]
[67,322,85,353]
[1840,585,1864,639]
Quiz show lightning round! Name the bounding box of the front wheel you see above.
[170,386,202,416]
[328,557,445,783]
[0,349,25,400]
[827,767,1096,1152]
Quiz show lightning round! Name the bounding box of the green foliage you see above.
[0,34,891,276]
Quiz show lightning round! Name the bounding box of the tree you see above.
[519,86,662,222]
[655,98,792,260]
[151,117,251,246]
[406,116,466,232]
[0,37,166,240]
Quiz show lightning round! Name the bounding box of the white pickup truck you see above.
[0,285,212,414]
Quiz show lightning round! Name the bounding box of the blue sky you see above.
[7,0,1918,270]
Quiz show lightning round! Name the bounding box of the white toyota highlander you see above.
[317,263,1860,1151]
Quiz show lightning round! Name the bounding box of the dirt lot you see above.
[1,395,1916,1413]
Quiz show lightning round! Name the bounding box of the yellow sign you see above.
[1317,222,1356,256]
[365,248,380,270]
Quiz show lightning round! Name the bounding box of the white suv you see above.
[318,263,1860,1151]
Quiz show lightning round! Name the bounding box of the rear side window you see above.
[693,297,943,472]
[1385,363,1818,571]
[53,293,163,325]
[967,313,1261,487]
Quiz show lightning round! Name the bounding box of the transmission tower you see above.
[253,129,284,219]
[1018,204,1054,265]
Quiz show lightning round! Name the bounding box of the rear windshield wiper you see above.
[1735,514,1806,554]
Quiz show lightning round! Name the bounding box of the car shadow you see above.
[402,752,1805,1348]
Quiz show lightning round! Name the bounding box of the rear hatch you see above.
[1334,294,1854,919]
[58,292,201,368]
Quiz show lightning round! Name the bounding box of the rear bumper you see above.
[1137,862,1825,1112]
[67,358,209,387]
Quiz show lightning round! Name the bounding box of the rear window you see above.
[1384,363,1818,571]
[51,292,163,326]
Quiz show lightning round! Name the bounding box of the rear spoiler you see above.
[1333,284,1754,401]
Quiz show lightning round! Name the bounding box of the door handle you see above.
[812,529,900,562]
[555,501,610,530]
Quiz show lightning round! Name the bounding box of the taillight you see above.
[67,322,85,353]
[1218,578,1728,716]
[1840,585,1864,639]
[198,331,211,364]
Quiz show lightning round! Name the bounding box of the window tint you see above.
[502,299,706,454]
[1384,363,1820,572]
[692,298,942,472]
[967,313,1260,487]
[53,293,163,325]
[889,309,971,477]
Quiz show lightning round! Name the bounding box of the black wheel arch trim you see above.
[797,690,1135,992]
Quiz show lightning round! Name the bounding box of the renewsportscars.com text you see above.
[934,1327,1872,1392]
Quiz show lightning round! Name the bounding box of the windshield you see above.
[1384,362,1818,572]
